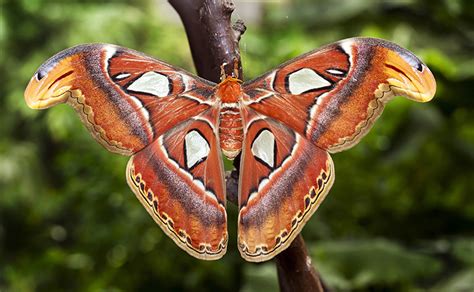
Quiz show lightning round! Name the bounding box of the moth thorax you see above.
[219,103,243,160]
[216,76,242,103]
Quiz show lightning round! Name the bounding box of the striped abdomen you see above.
[219,102,243,159]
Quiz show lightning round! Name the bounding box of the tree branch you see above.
[275,235,326,292]
[169,0,243,82]
[169,1,326,291]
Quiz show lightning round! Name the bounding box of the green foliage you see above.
[241,263,279,292]
[1,0,473,291]
[312,239,441,290]
[434,268,474,292]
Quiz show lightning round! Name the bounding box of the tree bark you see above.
[169,1,326,291]
[275,235,326,292]
[169,0,244,82]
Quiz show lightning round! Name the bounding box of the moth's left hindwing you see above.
[24,44,215,155]
[127,108,227,260]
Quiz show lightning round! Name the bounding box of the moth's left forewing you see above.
[237,110,334,262]
[243,37,436,153]
[307,38,436,153]
[242,45,350,134]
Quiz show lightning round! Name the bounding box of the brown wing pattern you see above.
[243,37,436,153]
[127,108,227,260]
[24,44,215,155]
[238,108,334,262]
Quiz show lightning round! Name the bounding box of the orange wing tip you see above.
[126,159,228,261]
[238,157,335,262]
[24,80,72,109]
[383,51,436,103]
[24,58,78,109]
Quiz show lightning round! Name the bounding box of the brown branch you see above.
[169,0,243,82]
[275,235,326,292]
[169,1,326,291]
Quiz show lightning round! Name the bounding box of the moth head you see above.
[24,55,78,109]
[382,45,436,103]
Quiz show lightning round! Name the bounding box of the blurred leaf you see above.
[241,263,279,292]
[312,239,442,290]
[433,268,474,292]
[453,238,474,266]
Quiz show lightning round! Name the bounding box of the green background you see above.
[1,0,473,291]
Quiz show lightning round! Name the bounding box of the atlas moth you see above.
[25,37,436,262]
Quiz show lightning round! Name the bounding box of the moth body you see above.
[216,77,244,159]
